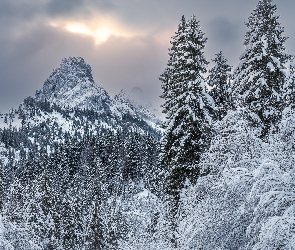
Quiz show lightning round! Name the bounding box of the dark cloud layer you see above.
[1,0,295,113]
[205,17,244,67]
[46,0,85,17]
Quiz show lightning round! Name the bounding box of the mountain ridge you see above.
[0,57,163,168]
[1,57,162,133]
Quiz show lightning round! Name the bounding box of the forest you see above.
[1,0,295,249]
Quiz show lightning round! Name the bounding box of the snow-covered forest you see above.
[1,0,295,249]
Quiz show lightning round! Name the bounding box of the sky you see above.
[1,0,295,113]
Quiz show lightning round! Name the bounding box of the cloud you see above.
[1,0,295,113]
[0,1,39,21]
[0,24,95,112]
[90,34,167,100]
[46,0,86,17]
[86,0,116,11]
[205,17,245,66]
[208,17,240,44]
[0,21,168,112]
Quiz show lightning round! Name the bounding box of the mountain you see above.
[35,57,113,115]
[34,57,162,125]
[0,57,164,249]
[0,57,163,166]
[114,87,163,131]
[0,57,162,134]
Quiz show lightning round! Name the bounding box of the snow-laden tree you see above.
[200,108,263,176]
[207,51,233,120]
[246,160,295,249]
[175,104,295,249]
[176,108,263,249]
[245,108,295,249]
[232,0,290,138]
[159,14,214,247]
[117,186,163,250]
[160,14,214,194]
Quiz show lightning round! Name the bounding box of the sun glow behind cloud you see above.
[66,23,114,43]
[50,17,132,44]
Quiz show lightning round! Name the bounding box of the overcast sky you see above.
[1,0,295,113]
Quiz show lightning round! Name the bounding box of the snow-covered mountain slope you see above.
[33,57,161,129]
[114,87,163,131]
[0,57,164,249]
[0,57,162,134]
[0,57,163,168]
[34,57,163,128]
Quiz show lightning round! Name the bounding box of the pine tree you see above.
[207,51,233,120]
[232,0,290,137]
[159,15,214,246]
[160,15,213,190]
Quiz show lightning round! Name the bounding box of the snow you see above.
[0,115,22,129]
[0,216,14,250]
[114,87,163,131]
[267,62,275,71]
[271,55,282,68]
[1,6,295,245]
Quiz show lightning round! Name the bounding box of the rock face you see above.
[0,56,164,176]
[0,56,163,145]
[34,57,162,128]
[35,57,112,115]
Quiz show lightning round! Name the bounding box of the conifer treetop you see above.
[207,51,232,120]
[232,0,290,135]
[208,51,232,91]
[160,15,209,118]
[160,15,214,170]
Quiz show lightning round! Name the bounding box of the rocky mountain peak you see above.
[58,57,94,84]
[35,57,111,112]
[130,87,143,94]
[115,87,150,107]
[19,57,163,132]
[37,57,94,98]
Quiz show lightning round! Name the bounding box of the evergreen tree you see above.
[232,0,290,137]
[159,15,214,246]
[160,14,214,190]
[207,51,233,120]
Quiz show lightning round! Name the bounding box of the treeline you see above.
[0,92,163,249]
[1,124,162,249]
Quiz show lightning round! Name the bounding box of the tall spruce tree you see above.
[160,16,214,174]
[160,16,214,246]
[232,0,290,137]
[207,51,233,120]
[160,15,213,188]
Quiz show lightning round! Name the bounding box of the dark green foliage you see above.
[159,15,214,247]
[207,51,233,120]
[160,15,213,174]
[283,59,295,108]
